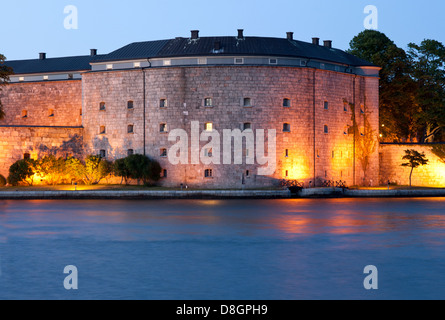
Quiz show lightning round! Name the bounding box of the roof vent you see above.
[90,49,97,56]
[323,40,332,48]
[191,30,199,39]
[39,52,46,60]
[237,29,244,39]
[312,37,320,45]
[287,32,294,40]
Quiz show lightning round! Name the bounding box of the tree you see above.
[123,154,161,185]
[348,31,418,142]
[0,54,14,120]
[114,158,131,185]
[408,39,445,142]
[65,155,112,185]
[7,159,36,186]
[431,144,445,164]
[38,155,68,185]
[401,149,429,187]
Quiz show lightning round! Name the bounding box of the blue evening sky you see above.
[2,0,444,60]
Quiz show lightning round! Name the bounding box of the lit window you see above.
[204,98,213,107]
[324,125,329,134]
[160,99,168,108]
[100,126,106,134]
[243,122,252,131]
[19,77,25,82]
[198,58,207,65]
[134,62,141,68]
[127,101,134,109]
[243,98,252,107]
[283,99,291,107]
[205,148,213,157]
[163,60,171,66]
[324,101,329,110]
[127,149,134,156]
[43,75,49,81]
[127,124,134,134]
[99,102,106,111]
[100,150,106,158]
[205,122,213,132]
[204,169,213,178]
[106,64,113,70]
[283,123,291,132]
[160,148,168,157]
[160,123,168,133]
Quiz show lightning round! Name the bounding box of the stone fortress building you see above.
[1,30,383,188]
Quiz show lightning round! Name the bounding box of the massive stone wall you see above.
[0,126,83,178]
[82,66,380,188]
[0,80,82,127]
[379,144,445,187]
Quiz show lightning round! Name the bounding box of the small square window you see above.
[343,103,348,112]
[100,126,106,134]
[283,98,291,107]
[243,122,252,131]
[300,60,307,67]
[106,64,113,70]
[127,101,134,109]
[205,122,213,132]
[204,98,213,107]
[269,58,277,65]
[21,110,28,118]
[204,169,213,178]
[43,75,49,81]
[243,98,252,107]
[100,150,106,158]
[324,125,329,134]
[320,63,325,69]
[128,125,134,134]
[285,149,289,157]
[68,74,74,80]
[127,149,134,156]
[245,170,250,177]
[160,148,168,157]
[19,77,25,82]
[162,169,168,178]
[134,62,141,68]
[198,58,207,65]
[160,123,168,133]
[235,58,244,64]
[324,101,329,110]
[48,109,54,117]
[283,123,291,132]
[99,102,106,111]
[160,99,168,108]
[163,60,171,66]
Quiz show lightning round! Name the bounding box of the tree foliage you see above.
[123,154,161,185]
[348,31,445,143]
[0,54,14,120]
[7,159,36,186]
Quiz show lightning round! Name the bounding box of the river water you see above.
[0,198,445,300]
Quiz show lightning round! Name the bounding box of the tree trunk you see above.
[409,167,414,188]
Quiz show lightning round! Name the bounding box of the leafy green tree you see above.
[401,149,429,187]
[0,54,14,120]
[37,155,67,185]
[124,154,161,185]
[348,30,418,143]
[114,158,131,185]
[65,155,112,185]
[408,39,445,142]
[7,159,36,186]
[0,174,7,187]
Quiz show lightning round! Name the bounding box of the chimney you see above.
[90,49,97,56]
[214,41,221,51]
[312,37,320,45]
[191,30,199,39]
[39,52,46,60]
[323,40,332,48]
[237,29,244,39]
[287,32,294,40]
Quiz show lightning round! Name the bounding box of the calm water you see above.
[1,198,445,300]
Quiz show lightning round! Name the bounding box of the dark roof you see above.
[5,55,105,75]
[94,36,376,67]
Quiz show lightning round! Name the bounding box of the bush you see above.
[0,174,6,187]
[66,155,113,185]
[115,154,162,185]
[8,159,36,186]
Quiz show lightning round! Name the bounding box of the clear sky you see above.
[2,0,445,60]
